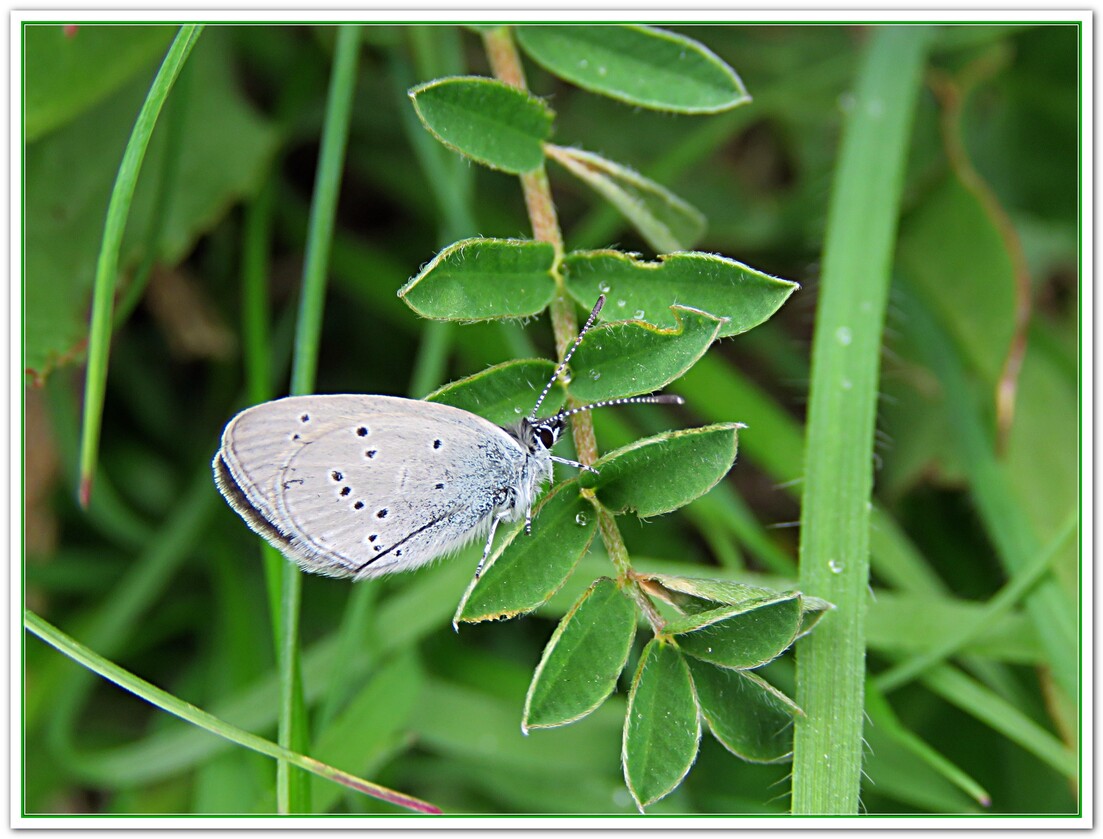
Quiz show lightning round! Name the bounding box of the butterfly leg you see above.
[474,509,510,580]
[549,454,599,474]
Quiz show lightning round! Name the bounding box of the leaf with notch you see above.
[564,250,798,339]
[398,237,557,321]
[567,306,724,404]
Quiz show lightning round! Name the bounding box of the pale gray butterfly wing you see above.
[214,394,528,579]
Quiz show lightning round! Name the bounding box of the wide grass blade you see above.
[791,26,929,814]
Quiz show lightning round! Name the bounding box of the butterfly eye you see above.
[536,427,556,449]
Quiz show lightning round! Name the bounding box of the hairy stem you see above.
[480,26,652,624]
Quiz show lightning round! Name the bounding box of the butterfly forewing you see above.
[216,395,527,577]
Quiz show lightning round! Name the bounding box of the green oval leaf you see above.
[686,659,801,763]
[581,424,742,518]
[516,25,749,114]
[567,306,724,403]
[623,639,700,810]
[408,75,553,173]
[564,250,799,339]
[398,237,557,320]
[426,358,564,425]
[546,144,705,252]
[523,577,637,730]
[454,481,598,624]
[667,596,803,669]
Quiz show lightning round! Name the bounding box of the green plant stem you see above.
[240,179,289,645]
[791,26,929,815]
[77,24,203,508]
[276,24,361,814]
[481,25,654,629]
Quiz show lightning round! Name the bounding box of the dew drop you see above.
[574,511,589,527]
[841,378,853,391]
[616,299,627,308]
[560,369,573,385]
[634,309,645,319]
[589,369,601,382]
[599,282,611,294]
[514,405,523,414]
[828,559,844,574]
[835,326,852,346]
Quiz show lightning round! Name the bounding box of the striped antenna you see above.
[554,392,685,420]
[529,295,606,419]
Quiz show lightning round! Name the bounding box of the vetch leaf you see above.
[426,358,564,424]
[581,424,742,518]
[408,75,553,173]
[546,144,705,252]
[567,306,724,403]
[564,250,798,339]
[666,595,803,670]
[639,573,834,636]
[516,24,749,113]
[454,481,598,625]
[686,659,800,763]
[398,237,557,320]
[638,573,778,614]
[622,639,700,810]
[523,577,636,730]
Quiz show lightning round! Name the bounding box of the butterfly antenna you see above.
[555,392,686,421]
[529,295,606,420]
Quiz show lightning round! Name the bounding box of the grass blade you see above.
[24,611,440,814]
[791,26,930,814]
[77,24,204,507]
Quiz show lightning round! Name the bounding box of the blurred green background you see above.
[22,23,1079,816]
